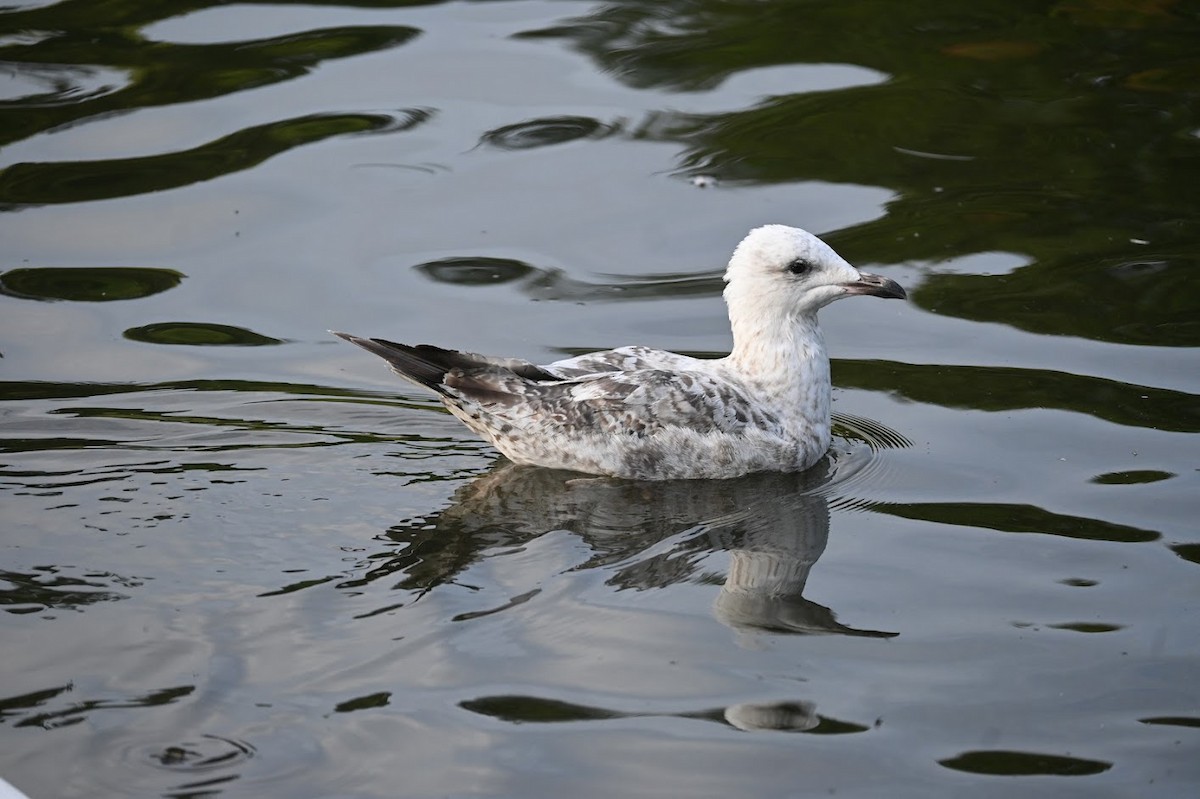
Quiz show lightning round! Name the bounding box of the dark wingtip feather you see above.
[333,331,450,393]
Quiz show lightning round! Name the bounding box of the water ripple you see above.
[0,108,434,206]
[479,115,622,150]
[0,266,183,302]
[818,411,912,510]
[0,23,422,145]
[0,62,129,106]
[415,254,723,303]
[10,684,193,730]
[90,734,261,799]
[939,749,1111,777]
[139,734,256,773]
[835,359,1200,433]
[0,565,141,615]
[123,322,285,346]
[873,501,1161,543]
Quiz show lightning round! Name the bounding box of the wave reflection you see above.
[460,694,871,734]
[0,21,422,147]
[0,108,433,206]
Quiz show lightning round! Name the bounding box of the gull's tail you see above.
[332,331,456,395]
[332,331,562,396]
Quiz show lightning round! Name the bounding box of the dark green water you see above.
[2,1,1198,797]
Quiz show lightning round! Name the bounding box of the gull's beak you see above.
[842,272,906,300]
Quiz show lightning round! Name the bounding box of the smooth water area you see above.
[2,1,1198,797]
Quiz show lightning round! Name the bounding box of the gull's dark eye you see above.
[785,258,814,276]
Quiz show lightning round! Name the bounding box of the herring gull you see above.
[334,224,905,480]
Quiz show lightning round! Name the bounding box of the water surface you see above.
[2,1,1198,797]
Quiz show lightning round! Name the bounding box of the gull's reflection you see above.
[459,693,874,734]
[722,700,819,732]
[369,459,895,639]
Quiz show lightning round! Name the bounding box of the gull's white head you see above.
[723,225,905,320]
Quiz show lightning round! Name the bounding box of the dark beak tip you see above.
[845,273,907,300]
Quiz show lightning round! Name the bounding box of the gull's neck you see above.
[724,308,832,440]
[726,310,829,385]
